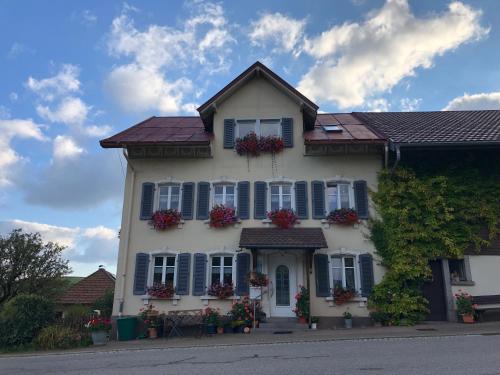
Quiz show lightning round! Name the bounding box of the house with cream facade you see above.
[101,62,500,326]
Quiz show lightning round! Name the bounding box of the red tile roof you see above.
[100,116,211,148]
[240,228,327,249]
[58,268,115,305]
[303,113,385,144]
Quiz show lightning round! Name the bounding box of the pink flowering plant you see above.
[149,209,182,230]
[293,286,310,319]
[209,205,237,228]
[267,208,299,229]
[235,132,284,157]
[147,283,175,299]
[454,290,477,315]
[207,282,234,299]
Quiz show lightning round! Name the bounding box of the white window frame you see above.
[209,254,235,286]
[269,182,294,211]
[325,181,354,212]
[330,254,361,293]
[149,253,177,288]
[212,182,237,209]
[156,183,182,211]
[235,118,282,139]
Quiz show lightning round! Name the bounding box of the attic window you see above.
[322,125,342,133]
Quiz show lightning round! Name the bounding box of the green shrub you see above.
[92,289,114,318]
[63,305,90,331]
[0,294,55,348]
[35,325,81,350]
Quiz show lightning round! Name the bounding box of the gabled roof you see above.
[100,116,210,148]
[58,268,115,305]
[197,61,319,132]
[354,110,500,147]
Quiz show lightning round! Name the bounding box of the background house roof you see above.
[58,268,115,305]
[240,228,327,249]
[353,110,500,146]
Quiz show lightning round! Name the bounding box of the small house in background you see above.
[58,267,115,315]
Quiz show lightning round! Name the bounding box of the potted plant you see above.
[217,321,224,334]
[203,307,220,335]
[267,209,299,229]
[310,317,319,330]
[248,271,268,300]
[139,304,160,339]
[454,290,476,323]
[332,286,356,305]
[149,209,182,230]
[235,132,284,157]
[207,282,234,299]
[147,283,175,299]
[293,286,310,324]
[209,205,238,228]
[230,297,254,332]
[327,208,359,225]
[87,316,111,346]
[343,310,353,329]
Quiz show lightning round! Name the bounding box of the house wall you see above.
[113,77,383,318]
[451,255,500,296]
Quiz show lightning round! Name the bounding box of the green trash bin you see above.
[117,316,137,341]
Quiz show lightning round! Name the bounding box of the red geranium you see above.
[86,317,111,332]
[267,208,298,229]
[327,208,359,225]
[235,132,284,156]
[147,283,175,299]
[209,205,237,228]
[149,209,182,230]
[207,282,234,299]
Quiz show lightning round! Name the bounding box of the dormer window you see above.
[236,119,282,139]
[260,119,281,137]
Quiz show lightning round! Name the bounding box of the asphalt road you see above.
[1,335,500,375]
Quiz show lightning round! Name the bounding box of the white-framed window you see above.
[331,255,357,291]
[213,183,236,208]
[236,119,281,138]
[270,183,293,211]
[158,184,181,210]
[210,255,233,286]
[326,182,352,212]
[152,255,176,286]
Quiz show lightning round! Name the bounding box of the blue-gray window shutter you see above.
[140,182,155,220]
[223,119,235,148]
[295,181,308,219]
[133,253,149,295]
[176,253,191,295]
[354,180,369,219]
[359,253,374,297]
[281,117,293,147]
[196,182,210,220]
[236,253,250,296]
[254,181,267,219]
[311,180,325,219]
[192,253,207,296]
[237,181,250,220]
[181,182,195,220]
[314,254,330,297]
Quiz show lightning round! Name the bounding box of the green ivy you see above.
[368,165,500,325]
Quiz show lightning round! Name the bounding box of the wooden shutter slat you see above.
[311,181,325,219]
[223,119,235,148]
[254,181,267,219]
[140,183,155,220]
[133,253,149,295]
[196,182,210,220]
[176,253,191,295]
[295,181,308,219]
[237,181,250,220]
[192,253,207,296]
[236,253,250,296]
[359,253,374,297]
[181,182,195,220]
[354,180,369,219]
[314,254,330,297]
[281,117,293,147]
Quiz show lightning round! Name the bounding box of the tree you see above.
[0,229,71,305]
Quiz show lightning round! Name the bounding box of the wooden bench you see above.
[472,295,500,320]
[163,309,204,338]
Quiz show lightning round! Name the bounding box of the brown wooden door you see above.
[422,260,447,321]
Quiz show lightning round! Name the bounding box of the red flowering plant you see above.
[86,317,111,332]
[207,282,234,299]
[293,286,310,319]
[327,208,359,225]
[202,307,221,326]
[235,132,260,156]
[267,208,299,229]
[209,205,237,228]
[248,271,269,287]
[147,283,175,299]
[230,296,255,324]
[139,304,160,328]
[259,135,284,154]
[149,209,182,230]
[332,286,356,305]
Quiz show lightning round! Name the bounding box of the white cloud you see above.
[249,13,306,56]
[366,98,390,112]
[52,135,85,161]
[0,106,10,119]
[443,92,500,110]
[9,92,18,102]
[0,118,47,186]
[400,97,422,111]
[82,10,97,25]
[0,219,118,276]
[106,1,234,114]
[84,124,113,137]
[37,96,90,125]
[298,0,488,109]
[26,64,80,102]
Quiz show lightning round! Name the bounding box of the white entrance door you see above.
[269,254,297,317]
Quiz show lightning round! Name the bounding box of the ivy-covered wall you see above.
[368,149,500,324]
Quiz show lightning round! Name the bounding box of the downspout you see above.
[384,144,389,169]
[306,250,312,328]
[390,145,401,172]
[118,148,136,315]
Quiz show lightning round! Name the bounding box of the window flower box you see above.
[207,282,234,299]
[235,132,284,157]
[147,283,175,299]
[332,286,356,305]
[209,205,237,228]
[149,209,182,230]
[248,271,269,287]
[327,208,359,225]
[267,209,298,229]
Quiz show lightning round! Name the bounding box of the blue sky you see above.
[0,0,499,276]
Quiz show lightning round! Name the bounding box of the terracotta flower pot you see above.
[462,314,474,324]
[298,316,307,324]
[148,327,158,339]
[217,327,224,334]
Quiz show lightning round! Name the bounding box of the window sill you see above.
[451,280,475,286]
[141,295,181,306]
[204,219,242,229]
[320,219,359,229]
[262,219,301,227]
[325,296,367,308]
[200,295,239,306]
